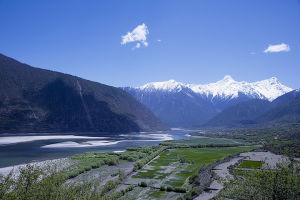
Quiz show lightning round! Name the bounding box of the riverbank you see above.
[0,157,75,177]
[0,129,194,168]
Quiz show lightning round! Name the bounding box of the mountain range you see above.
[123,76,293,127]
[1,53,298,132]
[0,54,167,134]
[205,89,300,127]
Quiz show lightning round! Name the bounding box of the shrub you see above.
[179,156,188,163]
[160,185,165,191]
[126,185,134,191]
[188,174,200,185]
[101,180,120,195]
[174,187,186,193]
[166,186,173,192]
[118,170,125,181]
[190,187,201,196]
[183,192,193,200]
[139,181,147,187]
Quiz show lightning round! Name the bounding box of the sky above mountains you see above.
[0,0,300,88]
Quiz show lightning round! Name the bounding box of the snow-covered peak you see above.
[220,75,235,83]
[134,76,293,101]
[252,78,292,101]
[139,79,186,92]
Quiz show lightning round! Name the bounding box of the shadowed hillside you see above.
[203,90,300,128]
[0,54,167,133]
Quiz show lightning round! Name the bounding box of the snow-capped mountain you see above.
[136,75,292,101]
[123,76,292,127]
[205,88,300,128]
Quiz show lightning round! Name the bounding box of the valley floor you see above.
[0,137,298,200]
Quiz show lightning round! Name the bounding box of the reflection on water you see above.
[0,129,194,168]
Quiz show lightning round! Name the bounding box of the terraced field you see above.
[124,146,256,199]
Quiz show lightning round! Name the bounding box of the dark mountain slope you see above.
[204,99,272,127]
[123,87,217,127]
[271,89,300,106]
[257,90,300,124]
[0,54,167,133]
[203,90,300,127]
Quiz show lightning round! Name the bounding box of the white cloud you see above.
[121,23,149,48]
[157,39,161,42]
[264,43,290,53]
[135,43,141,49]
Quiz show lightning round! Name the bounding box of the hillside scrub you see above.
[64,146,160,179]
[0,165,133,200]
[216,162,300,200]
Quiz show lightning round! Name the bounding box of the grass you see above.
[238,160,263,169]
[133,146,257,187]
[63,146,161,180]
[133,169,171,179]
[170,138,243,145]
[149,190,166,198]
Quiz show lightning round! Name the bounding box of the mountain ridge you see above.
[133,75,292,101]
[0,53,167,133]
[123,76,292,127]
[204,89,300,127]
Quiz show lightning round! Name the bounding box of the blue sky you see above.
[0,0,300,88]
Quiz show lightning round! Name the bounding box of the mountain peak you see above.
[133,76,292,101]
[268,77,279,83]
[139,79,184,92]
[166,79,177,83]
[222,75,235,82]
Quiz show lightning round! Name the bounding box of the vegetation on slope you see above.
[216,163,300,200]
[0,164,134,200]
[204,99,272,127]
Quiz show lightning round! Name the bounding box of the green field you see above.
[169,138,243,145]
[149,190,166,198]
[238,160,263,169]
[133,146,256,188]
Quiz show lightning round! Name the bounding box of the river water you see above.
[0,129,194,168]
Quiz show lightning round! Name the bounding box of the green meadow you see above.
[133,146,256,188]
[238,160,263,169]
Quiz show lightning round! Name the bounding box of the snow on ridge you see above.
[134,76,293,101]
[138,79,186,92]
[251,77,292,101]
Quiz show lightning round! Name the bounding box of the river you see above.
[0,129,194,168]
